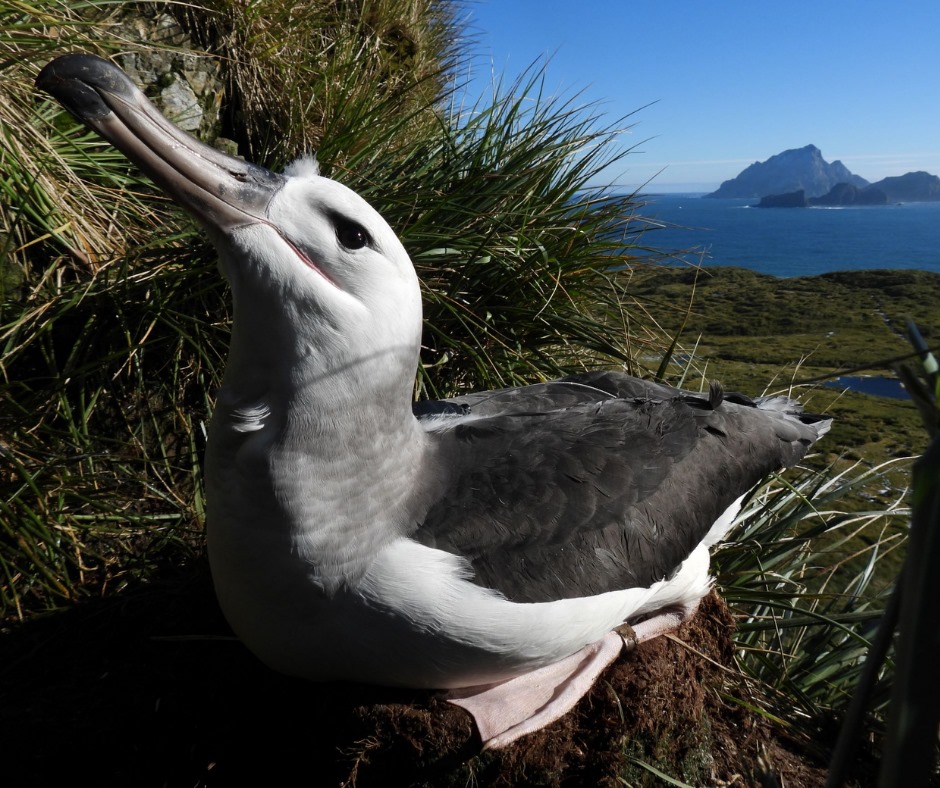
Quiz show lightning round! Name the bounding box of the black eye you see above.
[335,218,370,250]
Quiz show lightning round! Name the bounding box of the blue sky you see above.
[459,1,940,192]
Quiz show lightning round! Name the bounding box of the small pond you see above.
[822,375,908,400]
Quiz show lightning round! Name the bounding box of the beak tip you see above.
[36,53,136,122]
[37,52,285,232]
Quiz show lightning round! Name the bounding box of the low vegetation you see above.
[632,266,938,481]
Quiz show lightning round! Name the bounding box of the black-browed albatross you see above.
[37,54,831,749]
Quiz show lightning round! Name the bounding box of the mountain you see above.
[868,171,940,202]
[706,144,869,199]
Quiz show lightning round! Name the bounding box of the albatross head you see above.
[36,54,423,406]
[216,156,424,407]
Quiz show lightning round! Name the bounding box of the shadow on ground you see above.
[2,563,837,787]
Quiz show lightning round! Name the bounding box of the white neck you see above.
[207,286,430,594]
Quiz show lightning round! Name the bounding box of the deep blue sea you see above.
[635,194,940,277]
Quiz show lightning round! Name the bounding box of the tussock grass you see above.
[2,0,209,617]
[347,69,660,395]
[180,0,461,168]
[716,460,910,751]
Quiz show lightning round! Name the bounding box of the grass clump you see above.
[177,0,461,168]
[716,461,909,755]
[352,70,656,396]
[2,0,212,617]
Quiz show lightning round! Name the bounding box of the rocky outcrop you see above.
[756,190,807,208]
[757,180,906,208]
[104,10,225,143]
[868,171,940,202]
[810,183,887,206]
[707,145,868,199]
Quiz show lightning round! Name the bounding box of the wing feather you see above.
[410,372,827,603]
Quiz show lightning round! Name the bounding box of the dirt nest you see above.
[2,563,838,786]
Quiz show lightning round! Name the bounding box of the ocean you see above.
[634,194,940,277]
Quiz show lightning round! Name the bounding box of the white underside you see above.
[237,494,746,690]
[365,534,708,649]
[210,480,740,689]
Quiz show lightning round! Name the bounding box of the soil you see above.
[1,561,858,787]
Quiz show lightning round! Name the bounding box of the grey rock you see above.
[160,76,203,132]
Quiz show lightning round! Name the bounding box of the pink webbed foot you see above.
[447,631,625,750]
[447,600,701,749]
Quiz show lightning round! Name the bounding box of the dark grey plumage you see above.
[413,371,828,603]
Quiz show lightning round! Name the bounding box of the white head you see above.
[214,158,424,409]
[37,55,424,411]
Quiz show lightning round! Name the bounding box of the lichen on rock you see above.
[104,10,224,142]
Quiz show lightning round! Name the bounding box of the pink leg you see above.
[447,599,701,749]
[627,599,701,646]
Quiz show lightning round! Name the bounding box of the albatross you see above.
[37,54,831,749]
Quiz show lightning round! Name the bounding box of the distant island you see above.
[757,184,887,208]
[706,145,867,199]
[706,144,940,205]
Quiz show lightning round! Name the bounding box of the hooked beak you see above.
[36,53,285,232]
